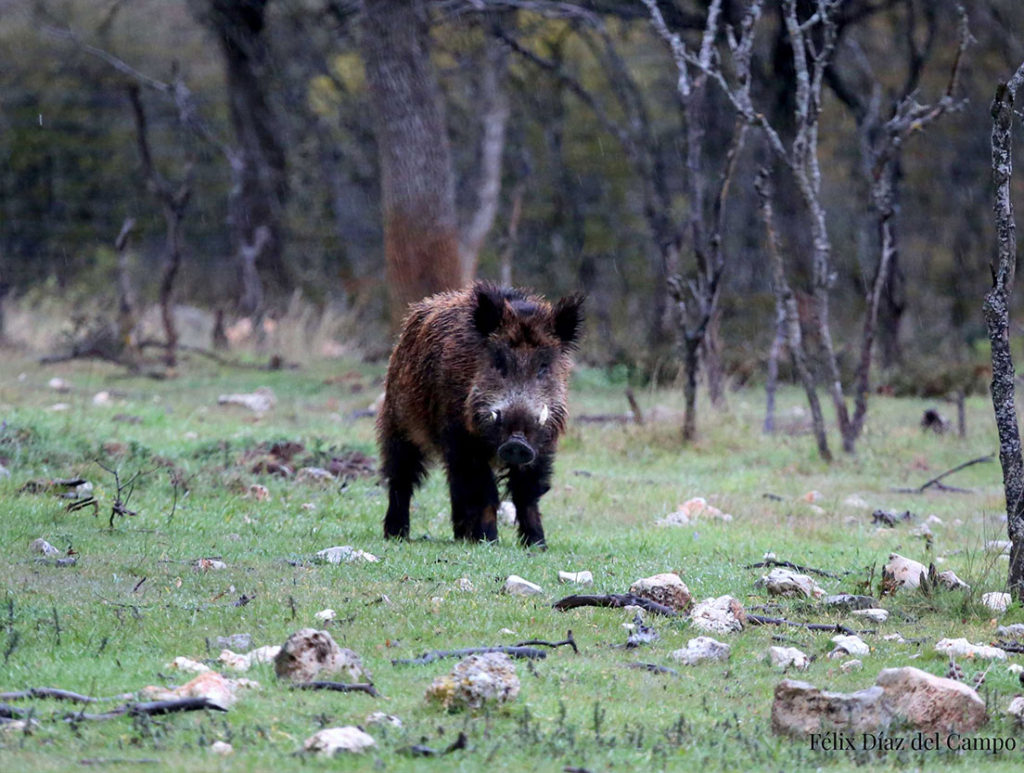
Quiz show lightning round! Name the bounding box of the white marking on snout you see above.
[538,404,549,426]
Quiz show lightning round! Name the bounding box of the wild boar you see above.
[377,281,584,547]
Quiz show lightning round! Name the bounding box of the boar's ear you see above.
[473,284,506,339]
[552,293,585,349]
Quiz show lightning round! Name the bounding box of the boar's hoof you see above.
[498,437,536,466]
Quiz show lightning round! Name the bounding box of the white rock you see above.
[141,671,239,709]
[851,608,889,623]
[315,608,336,622]
[30,538,60,556]
[629,572,692,611]
[503,574,543,596]
[884,553,927,589]
[193,558,227,571]
[830,635,870,657]
[0,719,39,734]
[1008,664,1024,676]
[937,570,970,591]
[925,515,944,526]
[316,545,379,564]
[0,463,9,479]
[801,490,823,503]
[557,570,594,585]
[209,741,233,756]
[875,666,988,732]
[217,387,276,414]
[657,496,734,526]
[998,623,1024,638]
[768,646,810,671]
[883,633,907,643]
[690,595,746,634]
[910,524,933,539]
[843,495,869,509]
[425,652,520,709]
[366,711,403,728]
[771,680,889,737]
[497,501,517,526]
[987,540,1012,555]
[167,656,211,674]
[670,636,731,665]
[274,629,369,683]
[92,391,111,406]
[184,431,199,440]
[455,577,475,592]
[48,377,71,392]
[982,592,1012,613]
[296,467,336,484]
[934,637,1007,660]
[1008,696,1024,719]
[757,568,825,599]
[248,484,270,502]
[303,726,376,756]
[841,659,863,672]
[49,403,69,412]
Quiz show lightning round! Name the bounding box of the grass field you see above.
[1,353,1023,771]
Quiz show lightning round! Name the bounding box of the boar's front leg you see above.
[381,433,426,539]
[507,456,552,548]
[443,432,500,542]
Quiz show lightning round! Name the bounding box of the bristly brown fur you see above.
[377,281,583,547]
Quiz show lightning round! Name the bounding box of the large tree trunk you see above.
[199,0,290,314]
[360,0,461,326]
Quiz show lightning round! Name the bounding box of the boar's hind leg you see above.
[507,456,553,548]
[444,438,500,543]
[381,434,426,539]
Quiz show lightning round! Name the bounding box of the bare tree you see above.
[126,85,191,369]
[984,60,1024,598]
[360,0,462,326]
[114,217,140,369]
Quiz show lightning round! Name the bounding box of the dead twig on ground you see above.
[291,682,379,697]
[892,454,995,494]
[747,614,856,636]
[626,662,680,677]
[0,688,130,704]
[64,697,227,721]
[514,630,578,653]
[552,593,678,616]
[392,646,548,666]
[742,558,845,579]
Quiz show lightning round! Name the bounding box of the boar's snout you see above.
[498,434,536,466]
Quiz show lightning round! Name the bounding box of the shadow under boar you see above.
[377,282,584,547]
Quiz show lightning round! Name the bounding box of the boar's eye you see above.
[490,409,502,424]
[536,363,549,380]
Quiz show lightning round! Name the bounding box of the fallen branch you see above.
[747,614,855,636]
[399,731,468,757]
[291,681,379,697]
[552,594,678,617]
[996,640,1024,654]
[626,662,680,677]
[0,687,129,704]
[392,646,548,666]
[514,630,578,654]
[64,697,227,721]
[891,454,995,494]
[743,558,845,579]
[625,389,645,426]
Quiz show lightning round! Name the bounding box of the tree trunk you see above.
[682,335,700,442]
[199,0,290,313]
[114,218,140,369]
[763,294,786,434]
[360,0,461,326]
[985,64,1024,597]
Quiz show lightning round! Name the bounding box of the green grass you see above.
[1,354,1023,771]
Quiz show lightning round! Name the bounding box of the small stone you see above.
[141,671,238,709]
[455,577,475,592]
[937,570,970,591]
[274,628,370,683]
[925,515,944,526]
[883,633,907,643]
[690,595,746,634]
[1007,696,1024,719]
[771,679,890,736]
[366,711,403,728]
[629,572,692,612]
[851,608,889,623]
[303,726,376,756]
[48,377,71,393]
[184,431,199,440]
[768,646,810,671]
[658,497,734,526]
[503,575,543,596]
[92,391,111,405]
[986,540,1012,555]
[425,652,520,710]
[315,608,336,622]
[998,623,1024,638]
[49,403,69,412]
[884,553,927,589]
[167,656,211,674]
[670,636,730,665]
[0,463,9,479]
[30,538,60,557]
[1008,664,1024,676]
[557,570,593,585]
[215,633,252,651]
[193,558,227,571]
[497,500,517,526]
[217,387,276,414]
[220,644,281,671]
[801,490,823,503]
[841,659,863,673]
[824,594,878,611]
[982,592,1011,613]
[875,666,987,732]
[296,467,336,484]
[0,719,39,734]
[209,741,233,756]
[829,635,870,657]
[843,495,869,508]
[248,484,270,502]
[934,637,1006,660]
[316,545,379,564]
[757,568,825,599]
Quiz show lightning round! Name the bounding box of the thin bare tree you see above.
[984,59,1024,598]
